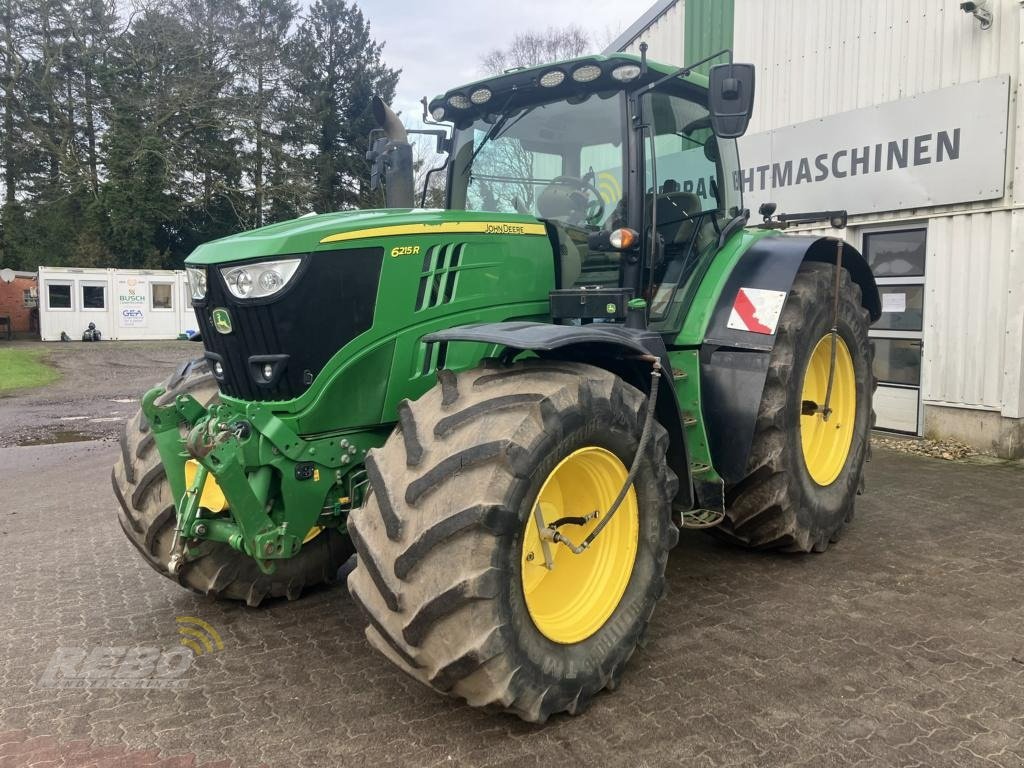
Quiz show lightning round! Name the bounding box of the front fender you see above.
[425,321,694,510]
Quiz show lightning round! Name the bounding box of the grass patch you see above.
[0,348,60,393]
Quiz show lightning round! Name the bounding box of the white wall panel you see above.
[734,0,1023,419]
[622,1,686,65]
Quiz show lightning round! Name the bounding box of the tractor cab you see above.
[374,53,755,333]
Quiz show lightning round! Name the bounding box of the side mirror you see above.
[708,63,756,138]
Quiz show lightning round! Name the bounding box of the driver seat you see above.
[655,192,702,246]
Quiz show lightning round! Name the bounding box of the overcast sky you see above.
[354,1,639,123]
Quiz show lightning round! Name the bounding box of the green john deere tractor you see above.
[113,51,879,722]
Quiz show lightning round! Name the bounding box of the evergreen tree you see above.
[0,0,403,269]
[284,0,398,213]
[232,0,296,227]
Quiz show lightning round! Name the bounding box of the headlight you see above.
[539,70,565,87]
[611,64,642,82]
[220,258,301,300]
[571,65,602,83]
[186,267,207,300]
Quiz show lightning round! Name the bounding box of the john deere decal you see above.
[212,308,232,334]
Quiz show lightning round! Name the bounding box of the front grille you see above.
[193,247,384,401]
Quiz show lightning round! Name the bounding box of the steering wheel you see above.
[538,174,606,226]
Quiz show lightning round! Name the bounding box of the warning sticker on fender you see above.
[727,287,787,335]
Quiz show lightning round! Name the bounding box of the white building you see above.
[609,0,1024,457]
[37,266,193,341]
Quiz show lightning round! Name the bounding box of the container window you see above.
[151,283,173,310]
[863,229,926,278]
[47,283,72,310]
[82,284,106,310]
[872,338,922,387]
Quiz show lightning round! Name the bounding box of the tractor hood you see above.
[185,209,548,266]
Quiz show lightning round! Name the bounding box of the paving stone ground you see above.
[2,436,1022,767]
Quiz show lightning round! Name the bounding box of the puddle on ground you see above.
[16,430,95,447]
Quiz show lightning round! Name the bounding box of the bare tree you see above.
[479,25,590,75]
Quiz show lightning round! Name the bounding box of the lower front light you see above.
[221,258,302,300]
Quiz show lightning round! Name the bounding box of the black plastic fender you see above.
[698,235,879,484]
[425,321,693,510]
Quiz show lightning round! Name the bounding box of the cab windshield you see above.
[448,92,627,229]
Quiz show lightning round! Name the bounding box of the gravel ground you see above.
[871,434,979,461]
[0,340,198,447]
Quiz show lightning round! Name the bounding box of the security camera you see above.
[960,1,993,29]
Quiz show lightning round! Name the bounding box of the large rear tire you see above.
[716,261,873,552]
[347,360,678,722]
[112,360,352,606]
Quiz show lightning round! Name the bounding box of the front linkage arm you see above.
[141,387,349,575]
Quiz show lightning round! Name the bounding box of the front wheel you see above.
[347,360,678,721]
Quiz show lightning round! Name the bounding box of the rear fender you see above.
[425,322,693,509]
[698,235,879,483]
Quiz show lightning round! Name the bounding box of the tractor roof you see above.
[429,53,709,127]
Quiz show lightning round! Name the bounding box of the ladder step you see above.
[681,507,726,529]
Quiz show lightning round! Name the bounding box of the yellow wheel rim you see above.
[520,446,639,644]
[800,334,857,486]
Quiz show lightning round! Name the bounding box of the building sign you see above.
[736,76,1009,216]
[117,277,147,327]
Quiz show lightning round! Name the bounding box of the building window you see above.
[82,284,106,310]
[47,283,72,310]
[23,288,37,308]
[863,229,926,278]
[151,283,173,310]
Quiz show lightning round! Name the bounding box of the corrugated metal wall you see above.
[734,0,1024,419]
[684,0,734,73]
[622,1,686,65]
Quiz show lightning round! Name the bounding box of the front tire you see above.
[347,360,678,722]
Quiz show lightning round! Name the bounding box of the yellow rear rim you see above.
[800,334,857,486]
[520,446,639,644]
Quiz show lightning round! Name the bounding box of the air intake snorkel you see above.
[366,95,415,209]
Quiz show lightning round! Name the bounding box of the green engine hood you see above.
[185,209,548,266]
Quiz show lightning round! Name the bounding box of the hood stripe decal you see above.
[319,221,547,243]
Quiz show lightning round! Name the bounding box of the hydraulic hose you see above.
[549,357,662,554]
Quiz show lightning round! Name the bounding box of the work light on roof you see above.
[611,64,642,82]
[571,64,602,83]
[470,87,492,105]
[539,69,566,87]
[447,94,471,110]
[431,106,446,121]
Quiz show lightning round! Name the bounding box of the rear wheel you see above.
[112,360,351,606]
[347,360,678,721]
[717,261,873,552]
